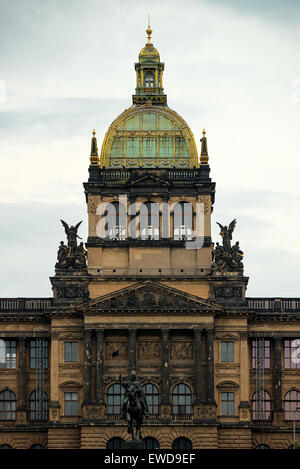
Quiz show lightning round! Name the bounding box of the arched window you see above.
[172,437,192,449]
[0,445,12,449]
[107,384,122,415]
[30,444,45,449]
[174,202,193,240]
[256,444,270,449]
[29,390,48,421]
[144,437,160,449]
[145,72,154,88]
[140,201,159,240]
[106,202,126,240]
[284,390,300,420]
[172,384,192,415]
[0,390,16,420]
[252,391,271,420]
[142,383,159,415]
[106,437,123,449]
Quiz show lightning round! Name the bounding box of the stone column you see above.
[83,329,92,404]
[194,329,203,403]
[239,331,251,422]
[16,338,27,424]
[206,329,215,404]
[96,330,104,403]
[274,336,284,424]
[161,329,170,421]
[128,329,137,372]
[49,331,60,422]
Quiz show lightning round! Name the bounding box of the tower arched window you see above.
[29,390,48,421]
[0,390,16,420]
[107,383,122,415]
[142,383,159,415]
[251,390,271,420]
[172,383,192,415]
[106,202,126,240]
[174,202,193,240]
[284,390,300,420]
[145,72,155,88]
[140,201,159,240]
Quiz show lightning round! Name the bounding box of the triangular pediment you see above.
[76,281,222,313]
[126,174,170,187]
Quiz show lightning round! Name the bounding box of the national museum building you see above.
[0,27,300,450]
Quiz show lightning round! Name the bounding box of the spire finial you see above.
[200,128,209,164]
[146,14,152,44]
[90,129,99,166]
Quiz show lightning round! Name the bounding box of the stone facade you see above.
[0,28,299,450]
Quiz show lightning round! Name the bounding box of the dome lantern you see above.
[133,20,167,106]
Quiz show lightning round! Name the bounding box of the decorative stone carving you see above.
[56,285,88,299]
[213,286,243,299]
[83,404,105,420]
[198,196,210,215]
[195,403,217,420]
[88,196,100,214]
[170,342,193,360]
[137,342,161,361]
[104,342,128,361]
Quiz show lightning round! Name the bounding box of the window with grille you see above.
[172,383,192,415]
[140,202,159,240]
[0,340,16,369]
[0,390,16,420]
[29,390,48,421]
[107,384,122,415]
[106,437,123,449]
[29,339,48,369]
[144,437,160,449]
[64,392,78,416]
[284,390,300,420]
[145,72,154,88]
[252,390,271,420]
[106,202,126,240]
[221,342,234,362]
[251,339,270,369]
[221,392,235,416]
[284,340,300,369]
[142,383,159,415]
[173,202,193,240]
[172,437,192,449]
[64,342,77,362]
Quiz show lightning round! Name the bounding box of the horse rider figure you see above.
[120,370,149,421]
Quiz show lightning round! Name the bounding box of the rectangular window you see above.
[64,392,78,416]
[221,392,235,416]
[221,342,234,362]
[284,339,300,369]
[251,339,270,369]
[30,339,48,369]
[64,342,77,362]
[0,340,16,369]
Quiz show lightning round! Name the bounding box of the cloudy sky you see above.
[0,0,300,298]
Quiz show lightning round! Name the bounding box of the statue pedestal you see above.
[122,439,145,450]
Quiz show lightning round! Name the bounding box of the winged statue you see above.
[216,219,237,251]
[60,220,83,249]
